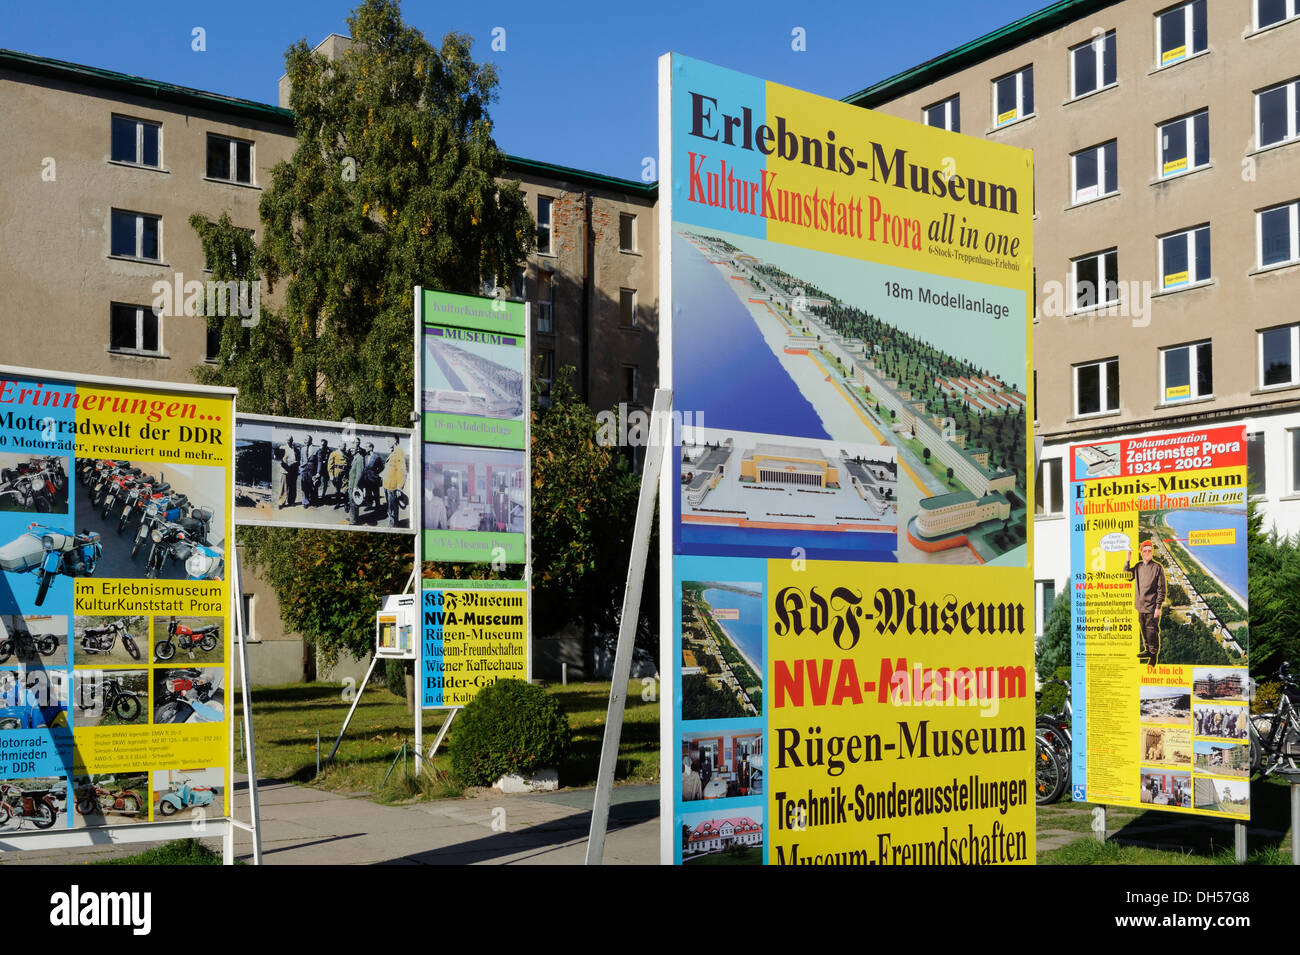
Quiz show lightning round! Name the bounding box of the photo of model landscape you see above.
[680,806,763,865]
[680,426,897,556]
[1132,509,1247,666]
[673,228,1028,564]
[423,324,525,422]
[1139,686,1191,724]
[680,580,762,720]
[1073,443,1121,479]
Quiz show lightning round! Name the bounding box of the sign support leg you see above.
[329,654,379,765]
[585,389,671,866]
[231,547,263,865]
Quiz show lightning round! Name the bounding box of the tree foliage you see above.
[1035,590,1071,685]
[191,0,532,663]
[529,369,654,657]
[1248,501,1300,675]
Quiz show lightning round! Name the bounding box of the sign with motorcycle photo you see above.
[234,413,415,534]
[0,366,233,837]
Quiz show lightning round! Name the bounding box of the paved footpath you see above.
[3,776,660,865]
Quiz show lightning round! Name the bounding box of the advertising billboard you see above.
[1068,425,1250,819]
[234,413,414,534]
[659,55,1035,865]
[0,366,233,836]
[422,580,528,708]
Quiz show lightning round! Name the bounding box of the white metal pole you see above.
[232,546,262,865]
[586,388,671,865]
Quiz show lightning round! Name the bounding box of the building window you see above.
[619,213,636,252]
[992,66,1033,127]
[1034,579,1057,634]
[1158,110,1209,177]
[1289,429,1300,494]
[1160,341,1212,403]
[1071,30,1116,98]
[1159,225,1211,288]
[1258,200,1300,267]
[536,349,554,408]
[1071,140,1117,204]
[1071,249,1119,310]
[240,594,255,636]
[1035,458,1063,515]
[1074,358,1119,417]
[109,303,161,355]
[205,322,222,363]
[536,270,554,333]
[110,209,160,261]
[924,95,960,132]
[537,196,553,255]
[620,288,637,327]
[1257,78,1300,149]
[1247,431,1267,496]
[622,365,638,404]
[1157,0,1207,66]
[206,134,253,184]
[1257,0,1299,29]
[110,115,160,167]
[1259,323,1300,388]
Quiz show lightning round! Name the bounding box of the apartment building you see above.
[0,44,658,682]
[845,0,1300,636]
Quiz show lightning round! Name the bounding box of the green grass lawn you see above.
[235,679,659,803]
[1037,776,1293,865]
[94,839,227,865]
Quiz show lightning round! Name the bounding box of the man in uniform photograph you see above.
[1124,538,1166,666]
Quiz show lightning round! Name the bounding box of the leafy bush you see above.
[450,680,572,787]
[385,658,406,697]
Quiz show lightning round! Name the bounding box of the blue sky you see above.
[3,0,1047,180]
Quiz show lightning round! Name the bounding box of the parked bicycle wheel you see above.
[1035,733,1066,805]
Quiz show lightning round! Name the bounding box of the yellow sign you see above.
[421,582,528,707]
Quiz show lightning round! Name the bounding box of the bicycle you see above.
[1034,678,1072,804]
[1250,662,1300,778]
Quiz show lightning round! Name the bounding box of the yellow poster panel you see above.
[0,368,233,832]
[766,561,1034,865]
[421,583,528,708]
[1070,427,1249,819]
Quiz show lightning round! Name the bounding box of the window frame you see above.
[536,269,554,334]
[1247,431,1268,498]
[1157,109,1210,178]
[1258,323,1300,390]
[619,287,638,328]
[1158,224,1211,289]
[1156,0,1207,67]
[1255,0,1299,31]
[109,208,161,262]
[622,364,638,405]
[536,349,554,408]
[1035,458,1064,516]
[1256,78,1300,150]
[991,66,1034,128]
[205,133,254,185]
[1257,200,1300,268]
[1034,579,1057,634]
[110,114,161,168]
[1070,140,1118,204]
[1288,428,1300,494]
[1070,248,1120,311]
[1070,30,1117,99]
[109,302,163,357]
[618,213,637,253]
[537,196,554,256]
[924,95,960,132]
[1159,340,1213,404]
[1073,357,1120,418]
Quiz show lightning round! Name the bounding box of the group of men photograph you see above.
[276,433,408,528]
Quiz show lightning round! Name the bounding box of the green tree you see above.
[191,0,533,665]
[530,368,653,663]
[1248,500,1300,674]
[1035,590,1071,685]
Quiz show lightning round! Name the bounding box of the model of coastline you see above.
[1135,511,1247,660]
[701,590,762,685]
[678,230,1027,566]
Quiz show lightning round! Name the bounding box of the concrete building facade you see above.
[845,0,1300,638]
